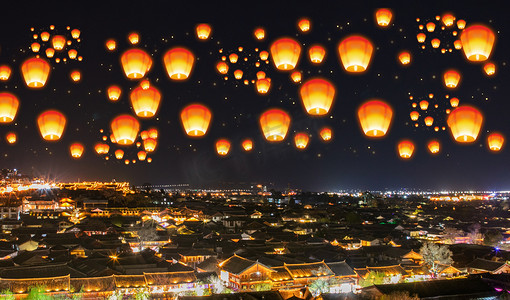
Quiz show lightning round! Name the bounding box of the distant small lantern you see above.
[0,92,19,123]
[254,28,265,40]
[443,69,461,88]
[453,40,462,50]
[130,85,161,118]
[487,132,504,152]
[216,139,231,156]
[121,49,152,79]
[426,22,436,32]
[460,24,495,61]
[424,116,434,126]
[128,32,139,44]
[233,69,243,80]
[40,31,50,42]
[140,79,150,90]
[195,23,212,40]
[417,33,426,43]
[375,8,393,27]
[299,78,335,115]
[442,14,455,27]
[308,45,326,64]
[357,100,393,137]
[180,104,212,137]
[124,159,130,165]
[450,97,459,107]
[21,57,51,88]
[229,53,238,63]
[428,140,440,154]
[31,42,40,53]
[68,49,78,59]
[431,38,440,48]
[291,71,302,83]
[148,127,158,139]
[70,143,84,158]
[256,78,271,94]
[457,19,466,30]
[259,51,269,61]
[107,85,122,101]
[0,65,11,81]
[419,100,429,110]
[52,35,66,50]
[398,140,415,159]
[242,139,253,151]
[256,71,266,79]
[46,48,55,58]
[137,150,147,161]
[95,143,110,155]
[37,110,66,141]
[71,29,81,39]
[106,39,116,51]
[483,62,496,76]
[338,35,373,72]
[320,127,332,142]
[298,18,311,32]
[163,47,195,80]
[70,70,81,82]
[447,105,483,143]
[143,138,157,152]
[216,61,229,74]
[6,132,16,144]
[259,108,291,142]
[410,111,419,121]
[110,115,140,145]
[294,133,310,149]
[115,149,124,159]
[270,38,301,70]
[398,51,411,65]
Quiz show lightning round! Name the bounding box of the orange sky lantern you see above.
[442,14,455,27]
[338,35,373,72]
[130,86,161,118]
[163,47,194,80]
[320,127,332,142]
[31,42,40,52]
[95,143,110,155]
[260,108,291,142]
[298,18,310,32]
[294,133,310,149]
[484,62,496,76]
[428,140,440,154]
[70,70,81,82]
[106,39,116,51]
[0,65,11,81]
[115,149,124,159]
[110,115,140,145]
[128,32,139,44]
[180,104,212,137]
[487,133,504,151]
[447,105,483,143]
[0,92,19,123]
[120,49,152,79]
[140,130,149,140]
[457,19,466,29]
[124,159,130,165]
[443,69,461,88]
[300,78,335,116]
[256,71,266,80]
[308,45,326,64]
[37,110,66,141]
[460,25,495,61]
[52,35,66,50]
[137,150,147,161]
[259,51,269,61]
[21,57,51,88]
[68,49,78,59]
[46,48,55,58]
[291,71,302,83]
[419,100,429,110]
[216,61,229,74]
[228,53,239,63]
[398,51,411,65]
[357,100,393,137]
[242,139,253,151]
[140,79,150,90]
[195,23,212,40]
[450,97,459,107]
[375,8,393,27]
[70,143,84,158]
[417,33,426,43]
[216,139,231,156]
[143,138,157,152]
[107,85,122,101]
[254,28,265,40]
[233,69,243,79]
[6,132,16,144]
[40,31,50,42]
[424,116,434,126]
[148,128,158,139]
[454,40,462,50]
[71,29,81,39]
[426,22,436,32]
[410,111,419,121]
[431,38,440,48]
[256,78,271,94]
[398,140,415,159]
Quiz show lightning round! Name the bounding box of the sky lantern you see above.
[71,29,81,39]
[70,70,81,82]
[447,105,483,143]
[453,40,462,50]
[180,104,212,137]
[107,85,122,101]
[148,127,158,139]
[216,61,229,74]
[163,47,195,80]
[0,92,19,123]
[137,150,147,161]
[294,133,310,149]
[195,23,212,40]
[254,28,265,40]
[419,100,429,110]
[115,149,124,159]
[242,139,253,151]
[308,45,326,64]
[442,14,455,27]
[0,66,11,81]
[259,51,269,61]
[95,143,110,155]
[460,25,495,61]
[431,38,440,48]
[216,139,231,156]
[233,69,243,79]
[140,79,150,90]
[147,157,152,163]
[229,53,238,63]
[45,48,55,58]
[300,78,335,116]
[484,62,496,76]
[143,138,157,152]
[338,35,373,72]
[424,116,434,126]
[69,143,84,158]
[291,71,302,83]
[128,32,139,44]
[37,110,66,141]
[410,111,419,121]
[130,85,161,118]
[398,140,415,159]
[256,78,271,94]
[428,140,440,154]
[21,57,51,88]
[450,97,459,107]
[417,33,426,43]
[31,42,40,52]
[140,130,149,140]
[298,18,311,32]
[270,38,301,71]
[120,49,152,79]
[457,19,466,30]
[487,133,504,151]
[124,159,130,165]
[106,39,116,51]
[357,99,393,137]
[110,115,140,145]
[259,108,291,142]
[320,127,332,142]
[443,69,461,88]
[398,51,411,65]
[426,22,436,32]
[68,49,78,59]
[375,8,393,27]
[40,31,50,42]
[256,71,266,79]
[51,35,66,50]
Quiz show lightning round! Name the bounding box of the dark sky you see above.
[0,1,509,191]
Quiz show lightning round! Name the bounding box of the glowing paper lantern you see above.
[107,85,122,101]
[137,150,147,161]
[454,40,462,50]
[52,35,66,50]
[259,108,291,142]
[320,127,332,141]
[443,69,461,88]
[256,78,271,94]
[270,38,301,70]
[40,31,50,42]
[233,69,243,79]
[216,139,231,156]
[68,49,77,59]
[148,128,158,139]
[0,66,11,81]
[442,14,455,27]
[298,18,310,32]
[180,104,212,137]
[46,48,55,58]
[254,28,265,40]
[424,116,434,126]
[216,61,229,74]
[460,25,495,61]
[417,33,426,43]
[147,157,152,163]
[128,32,139,44]
[428,140,440,154]
[195,23,212,40]
[124,159,130,165]
[294,133,310,149]
[6,132,16,144]
[487,133,504,151]
[450,97,459,107]
[106,39,116,51]
[140,130,149,140]
[71,29,81,39]
[70,143,84,158]
[291,71,302,83]
[21,57,51,88]
[130,86,161,118]
[140,79,150,90]
[143,138,157,152]
[37,110,66,141]
[110,115,140,145]
[163,47,195,80]
[398,51,411,65]
[300,78,335,115]
[357,100,393,137]
[431,38,440,48]
[457,19,466,30]
[484,62,496,76]
[31,42,40,52]
[419,100,429,110]
[410,111,419,121]
[426,22,436,32]
[121,49,152,79]
[338,35,373,72]
[375,8,393,27]
[95,143,110,155]
[308,45,326,64]
[447,105,483,143]
[256,71,266,80]
[70,70,81,82]
[242,139,253,151]
[398,140,415,159]
[115,149,124,159]
[0,93,18,123]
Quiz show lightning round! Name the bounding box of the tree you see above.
[25,285,52,300]
[442,227,463,244]
[308,278,329,296]
[359,271,386,287]
[483,230,503,247]
[253,283,272,291]
[420,242,453,276]
[0,289,15,300]
[467,223,482,244]
[137,222,159,251]
[133,287,150,300]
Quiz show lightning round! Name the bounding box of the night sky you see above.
[0,1,509,191]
